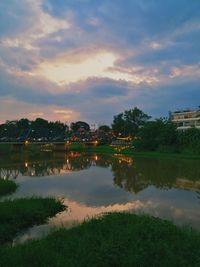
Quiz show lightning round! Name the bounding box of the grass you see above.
[0,153,200,266]
[0,197,66,245]
[0,143,49,156]
[68,143,200,160]
[132,151,200,160]
[0,144,12,155]
[0,178,66,245]
[1,142,200,160]
[68,143,119,154]
[1,212,200,267]
[0,179,18,197]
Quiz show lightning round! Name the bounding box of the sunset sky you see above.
[0,0,200,124]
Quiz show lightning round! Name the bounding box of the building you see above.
[90,123,98,132]
[170,108,200,130]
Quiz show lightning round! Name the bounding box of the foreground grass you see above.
[0,179,18,197]
[0,197,66,245]
[1,213,200,267]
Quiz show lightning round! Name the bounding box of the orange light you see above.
[25,162,28,168]
[25,140,29,145]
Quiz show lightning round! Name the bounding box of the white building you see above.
[170,108,200,130]
[90,123,99,132]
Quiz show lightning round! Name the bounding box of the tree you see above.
[98,125,111,133]
[17,119,30,129]
[178,127,200,153]
[0,117,67,140]
[123,108,150,136]
[134,119,178,152]
[70,121,90,132]
[112,113,125,136]
[32,118,49,129]
[112,107,150,137]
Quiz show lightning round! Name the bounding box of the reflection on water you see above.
[1,152,200,243]
[2,152,200,193]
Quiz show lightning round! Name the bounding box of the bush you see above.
[134,119,179,152]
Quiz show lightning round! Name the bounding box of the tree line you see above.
[0,118,111,141]
[133,118,200,153]
[112,107,200,154]
[0,118,67,141]
[0,107,200,154]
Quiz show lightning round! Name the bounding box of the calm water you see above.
[1,151,200,243]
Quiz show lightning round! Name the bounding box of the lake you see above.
[1,151,200,243]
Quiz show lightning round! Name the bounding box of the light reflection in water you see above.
[1,152,200,195]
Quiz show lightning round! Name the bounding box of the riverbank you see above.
[1,171,200,266]
[0,179,18,197]
[0,197,66,245]
[0,179,66,245]
[68,143,200,160]
[0,143,50,156]
[1,142,200,160]
[1,212,200,267]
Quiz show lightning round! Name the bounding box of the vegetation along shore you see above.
[0,212,200,267]
[0,178,200,266]
[0,178,65,245]
[1,107,200,266]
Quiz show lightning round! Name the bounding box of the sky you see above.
[0,0,200,125]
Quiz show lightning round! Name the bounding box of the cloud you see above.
[0,96,80,124]
[126,79,200,118]
[0,0,70,73]
[170,64,200,78]
[0,0,69,50]
[53,109,73,115]
[33,49,117,85]
[5,46,160,86]
[0,0,200,123]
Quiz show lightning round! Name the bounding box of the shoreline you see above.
[1,142,200,160]
[1,156,200,266]
[1,212,200,266]
[67,143,200,160]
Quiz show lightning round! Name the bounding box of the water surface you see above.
[1,151,200,243]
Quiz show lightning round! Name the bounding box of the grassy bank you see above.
[0,179,18,197]
[0,178,66,245]
[1,212,200,267]
[68,143,200,160]
[131,151,200,160]
[1,142,200,160]
[0,143,49,156]
[0,144,13,155]
[0,197,66,245]
[68,143,116,154]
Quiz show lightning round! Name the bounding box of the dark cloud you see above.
[0,0,35,37]
[1,59,200,124]
[126,79,200,118]
[91,85,127,98]
[46,0,200,45]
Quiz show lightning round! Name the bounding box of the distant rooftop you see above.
[172,107,200,114]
